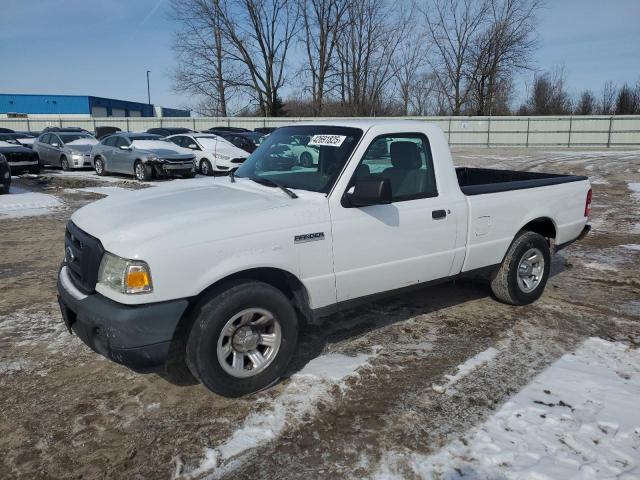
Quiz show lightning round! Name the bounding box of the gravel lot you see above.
[1,148,639,479]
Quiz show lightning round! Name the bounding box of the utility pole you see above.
[146,70,151,104]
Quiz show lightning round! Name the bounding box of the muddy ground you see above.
[0,148,639,479]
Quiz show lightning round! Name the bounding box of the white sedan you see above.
[167,133,249,175]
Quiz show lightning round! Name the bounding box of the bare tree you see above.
[521,68,572,115]
[468,0,541,115]
[214,0,299,116]
[615,83,639,114]
[335,0,403,115]
[422,0,490,115]
[600,81,616,115]
[298,0,348,115]
[574,90,596,115]
[393,12,429,116]
[170,0,241,116]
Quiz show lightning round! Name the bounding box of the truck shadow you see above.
[285,252,569,379]
[284,278,491,379]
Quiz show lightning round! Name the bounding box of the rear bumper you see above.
[57,266,189,370]
[556,224,591,251]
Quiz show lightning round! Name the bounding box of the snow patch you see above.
[620,244,640,251]
[65,186,130,196]
[432,347,499,394]
[181,352,374,479]
[583,261,618,272]
[371,338,640,480]
[0,186,64,218]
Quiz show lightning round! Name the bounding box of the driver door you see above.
[329,133,460,302]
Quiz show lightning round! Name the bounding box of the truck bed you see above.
[456,167,588,196]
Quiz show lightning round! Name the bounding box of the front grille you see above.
[64,221,104,294]
[5,151,37,163]
[231,158,245,164]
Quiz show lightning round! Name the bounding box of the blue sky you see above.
[0,0,638,111]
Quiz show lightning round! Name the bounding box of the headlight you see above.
[214,154,231,161]
[147,154,160,162]
[97,252,153,294]
[71,153,83,160]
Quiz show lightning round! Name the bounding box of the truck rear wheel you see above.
[186,280,299,397]
[491,231,550,306]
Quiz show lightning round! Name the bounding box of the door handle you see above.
[432,209,447,220]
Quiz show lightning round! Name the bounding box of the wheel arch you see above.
[518,216,557,243]
[167,267,311,370]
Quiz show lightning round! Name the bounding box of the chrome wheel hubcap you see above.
[135,164,144,180]
[201,161,209,175]
[517,247,544,293]
[217,308,282,378]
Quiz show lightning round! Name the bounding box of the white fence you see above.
[2,115,639,147]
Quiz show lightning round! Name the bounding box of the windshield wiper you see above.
[249,176,298,199]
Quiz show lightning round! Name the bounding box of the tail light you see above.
[584,188,592,217]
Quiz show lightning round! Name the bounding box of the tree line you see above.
[170,0,640,117]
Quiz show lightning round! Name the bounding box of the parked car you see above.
[41,127,93,135]
[95,126,121,140]
[0,140,41,174]
[283,134,319,167]
[56,120,591,397]
[0,153,10,193]
[0,128,15,133]
[254,127,277,135]
[206,126,251,133]
[0,132,36,148]
[147,127,195,137]
[91,133,196,181]
[167,133,248,175]
[208,130,264,153]
[32,132,98,170]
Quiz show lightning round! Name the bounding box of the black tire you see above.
[200,159,213,176]
[94,156,106,176]
[61,156,70,171]
[300,152,313,168]
[1,181,9,194]
[186,280,299,397]
[183,171,196,179]
[134,161,152,181]
[491,231,551,306]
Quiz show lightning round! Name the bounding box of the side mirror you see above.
[188,144,199,150]
[345,178,392,207]
[51,142,59,147]
[119,145,131,150]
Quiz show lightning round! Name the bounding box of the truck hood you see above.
[71,179,295,254]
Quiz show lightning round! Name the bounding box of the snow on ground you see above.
[178,352,375,479]
[0,185,64,218]
[370,338,640,480]
[432,347,499,394]
[64,186,130,196]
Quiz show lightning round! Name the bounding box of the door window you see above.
[352,134,437,202]
[102,136,117,147]
[114,137,130,148]
[40,134,51,144]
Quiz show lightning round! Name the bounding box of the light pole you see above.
[146,70,151,104]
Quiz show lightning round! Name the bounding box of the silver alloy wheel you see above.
[135,163,145,181]
[517,247,544,293]
[95,158,104,174]
[61,157,69,170]
[216,307,282,378]
[201,159,210,176]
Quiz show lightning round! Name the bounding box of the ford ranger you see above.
[57,120,591,397]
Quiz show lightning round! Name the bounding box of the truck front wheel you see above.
[186,280,299,397]
[491,231,551,306]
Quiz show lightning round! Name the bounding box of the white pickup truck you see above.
[57,120,591,397]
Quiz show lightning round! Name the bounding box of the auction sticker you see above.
[308,134,347,147]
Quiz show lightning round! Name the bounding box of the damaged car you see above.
[90,133,196,181]
[0,140,41,174]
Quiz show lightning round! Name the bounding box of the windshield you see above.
[235,126,362,194]
[196,136,236,151]
[59,133,95,144]
[129,134,164,141]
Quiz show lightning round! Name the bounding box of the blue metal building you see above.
[0,94,189,117]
